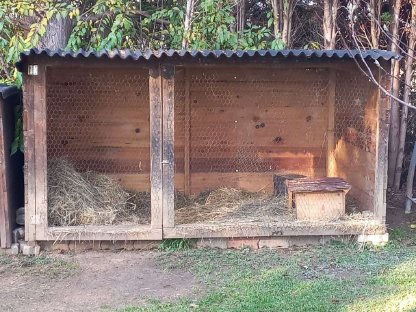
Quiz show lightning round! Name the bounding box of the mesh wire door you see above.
[46,67,151,227]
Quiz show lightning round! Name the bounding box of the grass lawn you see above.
[117,229,416,312]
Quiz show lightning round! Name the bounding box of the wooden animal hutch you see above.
[17,49,396,244]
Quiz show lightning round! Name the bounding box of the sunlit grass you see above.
[114,236,416,312]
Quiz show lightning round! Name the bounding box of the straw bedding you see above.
[47,158,377,230]
[47,158,151,226]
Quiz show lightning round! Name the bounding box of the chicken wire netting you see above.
[45,67,152,226]
[173,66,378,225]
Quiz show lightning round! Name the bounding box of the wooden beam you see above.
[374,68,391,222]
[0,98,7,248]
[184,68,191,195]
[162,64,175,228]
[149,66,163,231]
[38,225,162,241]
[163,221,386,239]
[34,63,48,241]
[327,69,336,176]
[23,68,36,243]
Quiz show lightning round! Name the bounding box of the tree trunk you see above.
[388,0,403,188]
[38,16,73,50]
[282,3,290,46]
[323,0,339,49]
[271,0,296,47]
[182,0,195,49]
[394,0,416,189]
[369,0,380,48]
[235,0,246,40]
[271,0,282,39]
[405,142,416,213]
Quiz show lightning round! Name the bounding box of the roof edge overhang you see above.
[15,48,401,72]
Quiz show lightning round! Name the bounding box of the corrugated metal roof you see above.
[16,48,400,71]
[0,84,19,100]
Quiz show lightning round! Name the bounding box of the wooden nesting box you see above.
[287,178,351,221]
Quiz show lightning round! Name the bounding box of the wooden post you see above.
[162,64,175,228]
[33,63,48,240]
[23,62,36,242]
[0,98,7,247]
[184,68,191,195]
[374,67,391,223]
[149,66,163,230]
[326,69,336,177]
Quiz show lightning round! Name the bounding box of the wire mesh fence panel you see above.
[46,67,151,226]
[173,65,334,225]
[332,69,379,213]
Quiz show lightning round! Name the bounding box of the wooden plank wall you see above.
[174,66,329,195]
[46,67,151,192]
[332,68,379,213]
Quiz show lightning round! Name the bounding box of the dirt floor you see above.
[0,191,415,312]
[0,251,201,312]
[386,189,416,229]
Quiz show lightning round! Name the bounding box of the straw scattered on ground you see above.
[175,188,291,224]
[47,158,380,232]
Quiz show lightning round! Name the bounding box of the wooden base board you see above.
[28,221,386,244]
[163,221,385,239]
[36,233,388,252]
[36,225,162,241]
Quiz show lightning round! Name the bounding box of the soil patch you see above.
[0,251,201,312]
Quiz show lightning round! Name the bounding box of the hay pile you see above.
[48,158,150,226]
[47,159,378,233]
[175,188,291,224]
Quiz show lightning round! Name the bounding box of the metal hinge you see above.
[28,65,38,76]
[161,160,170,165]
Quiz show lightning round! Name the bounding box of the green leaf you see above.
[10,140,18,155]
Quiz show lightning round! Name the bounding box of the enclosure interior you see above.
[46,66,152,227]
[173,63,379,226]
[43,61,380,229]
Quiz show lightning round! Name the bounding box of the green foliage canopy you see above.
[0,0,285,86]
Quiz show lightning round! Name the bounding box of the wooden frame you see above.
[22,56,391,242]
[25,61,164,242]
[374,68,391,223]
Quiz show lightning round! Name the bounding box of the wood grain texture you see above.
[162,65,175,228]
[34,64,48,240]
[163,220,385,239]
[149,66,163,231]
[295,192,346,221]
[287,177,351,193]
[23,72,36,242]
[39,225,162,241]
[374,68,390,222]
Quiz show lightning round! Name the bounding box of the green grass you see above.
[159,239,193,252]
[117,233,416,312]
[0,254,78,278]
